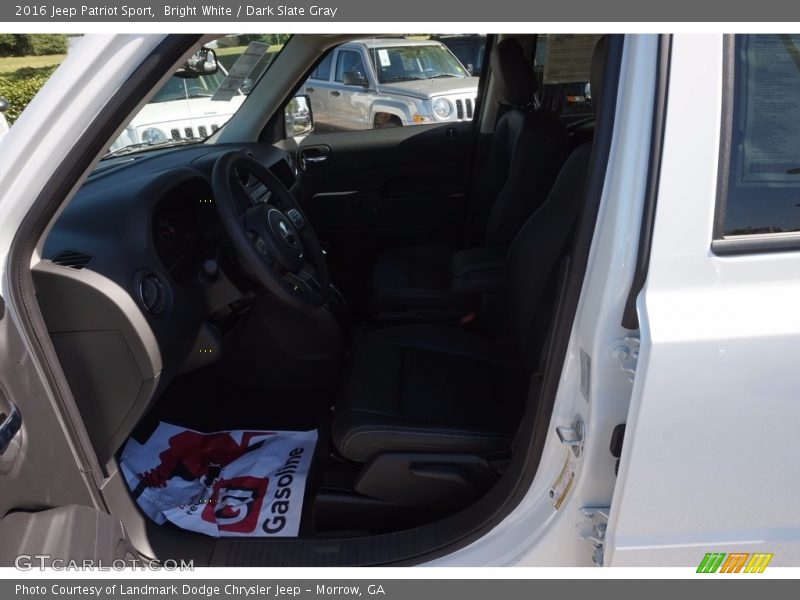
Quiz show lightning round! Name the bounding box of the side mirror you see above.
[0,97,8,112]
[175,48,218,78]
[285,95,313,138]
[343,70,368,87]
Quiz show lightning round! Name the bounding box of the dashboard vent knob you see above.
[138,273,166,315]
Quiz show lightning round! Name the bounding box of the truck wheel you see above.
[374,114,402,129]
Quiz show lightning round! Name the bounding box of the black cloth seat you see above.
[333,37,607,466]
[370,38,569,315]
[334,141,595,463]
[331,324,528,463]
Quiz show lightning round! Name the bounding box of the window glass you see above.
[108,34,289,156]
[534,34,601,115]
[367,44,466,83]
[720,34,800,236]
[335,50,366,82]
[311,51,333,80]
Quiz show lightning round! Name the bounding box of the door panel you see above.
[330,49,371,130]
[295,121,475,296]
[0,295,115,564]
[0,505,133,567]
[608,35,800,566]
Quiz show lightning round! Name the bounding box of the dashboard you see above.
[32,142,300,462]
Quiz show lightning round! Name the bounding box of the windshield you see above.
[107,35,289,158]
[368,44,467,83]
[149,70,228,103]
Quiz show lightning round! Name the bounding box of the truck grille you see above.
[168,125,220,140]
[455,97,475,120]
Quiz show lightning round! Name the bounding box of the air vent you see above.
[51,249,92,269]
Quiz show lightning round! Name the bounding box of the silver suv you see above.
[301,38,479,131]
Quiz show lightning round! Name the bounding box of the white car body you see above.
[0,32,797,568]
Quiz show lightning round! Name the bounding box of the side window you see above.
[335,50,366,83]
[717,35,800,238]
[534,34,602,116]
[294,36,482,137]
[310,51,333,81]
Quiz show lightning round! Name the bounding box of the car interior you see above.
[29,33,618,565]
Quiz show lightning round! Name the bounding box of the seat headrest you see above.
[590,35,608,109]
[491,38,538,106]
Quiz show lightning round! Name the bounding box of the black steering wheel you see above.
[212,151,329,311]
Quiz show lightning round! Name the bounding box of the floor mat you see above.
[120,422,317,537]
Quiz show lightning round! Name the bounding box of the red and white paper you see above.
[120,422,317,537]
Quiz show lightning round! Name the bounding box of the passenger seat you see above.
[370,38,569,317]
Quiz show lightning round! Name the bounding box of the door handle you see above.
[0,402,21,455]
[306,87,315,93]
[330,91,341,97]
[299,145,331,172]
[301,155,329,171]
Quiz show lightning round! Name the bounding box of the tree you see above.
[0,34,67,57]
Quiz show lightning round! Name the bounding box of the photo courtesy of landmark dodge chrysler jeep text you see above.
[0,33,798,568]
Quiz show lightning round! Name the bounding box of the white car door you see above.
[0,33,201,567]
[607,33,800,568]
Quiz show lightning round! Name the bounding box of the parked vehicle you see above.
[300,38,479,131]
[109,49,242,153]
[0,33,797,570]
[109,43,280,154]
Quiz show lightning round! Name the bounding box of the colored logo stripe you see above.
[719,553,749,573]
[697,553,726,573]
[697,552,773,573]
[744,553,773,573]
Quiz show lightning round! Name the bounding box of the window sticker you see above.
[580,348,591,403]
[543,34,603,84]
[378,49,392,67]
[739,35,800,185]
[550,448,577,510]
[212,42,268,102]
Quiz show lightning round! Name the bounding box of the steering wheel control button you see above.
[278,220,298,247]
[201,259,220,282]
[286,208,305,230]
[266,208,304,270]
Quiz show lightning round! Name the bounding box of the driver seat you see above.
[331,138,595,507]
